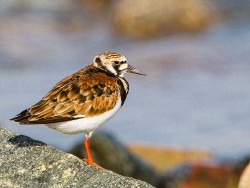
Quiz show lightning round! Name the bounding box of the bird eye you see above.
[95,57,101,63]
[113,61,120,65]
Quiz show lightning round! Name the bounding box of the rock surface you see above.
[158,161,240,188]
[127,143,212,173]
[238,162,250,188]
[70,132,158,186]
[0,128,154,188]
[112,0,216,38]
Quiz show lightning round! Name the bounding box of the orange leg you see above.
[83,133,102,168]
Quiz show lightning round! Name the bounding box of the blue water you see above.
[0,6,250,158]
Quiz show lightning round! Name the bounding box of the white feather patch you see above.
[105,64,117,76]
[118,63,128,71]
[46,97,122,134]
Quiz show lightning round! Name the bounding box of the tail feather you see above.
[10,109,31,124]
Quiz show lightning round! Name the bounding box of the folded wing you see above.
[10,68,119,125]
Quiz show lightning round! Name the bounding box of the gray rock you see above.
[70,132,158,186]
[0,128,154,188]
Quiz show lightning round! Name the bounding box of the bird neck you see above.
[117,77,129,106]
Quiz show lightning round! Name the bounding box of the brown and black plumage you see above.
[11,66,123,124]
[10,51,146,167]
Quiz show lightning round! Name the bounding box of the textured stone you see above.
[0,128,154,188]
[70,132,158,186]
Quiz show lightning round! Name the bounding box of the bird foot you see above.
[83,158,102,168]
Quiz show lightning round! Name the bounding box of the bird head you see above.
[93,51,146,77]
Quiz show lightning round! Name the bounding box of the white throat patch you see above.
[105,64,117,76]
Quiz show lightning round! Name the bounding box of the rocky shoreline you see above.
[1,1,250,187]
[69,131,250,188]
[0,128,153,188]
[1,127,250,187]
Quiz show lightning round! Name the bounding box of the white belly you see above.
[46,98,122,134]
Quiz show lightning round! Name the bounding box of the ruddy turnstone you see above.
[10,51,146,167]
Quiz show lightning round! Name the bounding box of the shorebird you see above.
[10,51,146,167]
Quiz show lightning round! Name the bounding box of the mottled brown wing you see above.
[11,66,119,124]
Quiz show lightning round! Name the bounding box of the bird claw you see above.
[83,158,102,168]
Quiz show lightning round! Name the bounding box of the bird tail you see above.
[10,109,30,124]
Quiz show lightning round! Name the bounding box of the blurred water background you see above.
[0,0,250,158]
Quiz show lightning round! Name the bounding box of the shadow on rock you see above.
[8,135,46,147]
[0,128,154,188]
[70,131,158,187]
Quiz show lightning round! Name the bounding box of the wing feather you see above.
[11,66,120,124]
